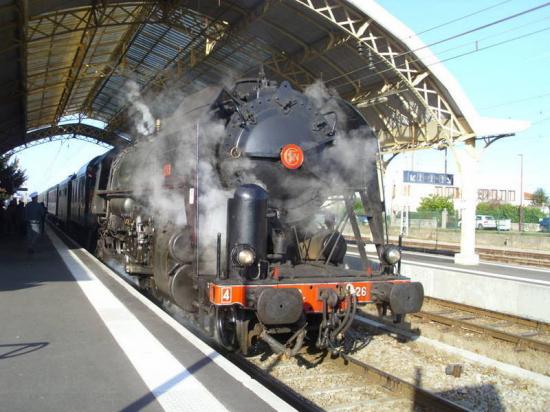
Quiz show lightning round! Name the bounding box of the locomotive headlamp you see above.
[232,245,256,267]
[382,245,401,265]
[237,248,255,266]
[280,144,304,169]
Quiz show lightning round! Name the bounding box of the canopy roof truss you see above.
[7,122,121,156]
[0,0,479,156]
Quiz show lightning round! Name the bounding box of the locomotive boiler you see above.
[88,78,423,354]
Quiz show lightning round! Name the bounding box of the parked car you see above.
[476,215,497,229]
[357,214,369,224]
[540,217,550,232]
[458,215,497,230]
[496,219,511,231]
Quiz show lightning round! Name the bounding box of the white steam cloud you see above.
[122,78,381,271]
[125,80,155,135]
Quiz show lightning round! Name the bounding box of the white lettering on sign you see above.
[346,283,368,297]
[221,287,231,303]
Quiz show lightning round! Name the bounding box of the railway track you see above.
[412,297,550,354]
[54,226,547,410]
[399,240,550,268]
[360,296,550,354]
[54,225,465,411]
[167,302,469,411]
[248,347,468,412]
[105,254,473,409]
[344,235,550,268]
[169,296,470,411]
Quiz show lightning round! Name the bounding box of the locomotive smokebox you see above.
[227,184,268,275]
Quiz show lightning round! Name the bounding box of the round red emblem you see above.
[280,144,304,169]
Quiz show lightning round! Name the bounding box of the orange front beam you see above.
[209,280,408,313]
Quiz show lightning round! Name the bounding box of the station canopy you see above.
[0,0,526,157]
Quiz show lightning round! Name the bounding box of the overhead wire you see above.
[38,139,66,189]
[413,2,550,53]
[411,0,515,37]
[336,24,550,93]
[326,2,550,85]
[425,15,550,59]
[531,116,550,125]
[480,92,550,110]
[328,6,550,138]
[431,25,550,66]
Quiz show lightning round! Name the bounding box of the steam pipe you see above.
[398,234,403,274]
[338,294,357,338]
[195,123,200,278]
[216,232,222,280]
[330,294,354,341]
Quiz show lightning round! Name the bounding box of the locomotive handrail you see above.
[95,189,134,198]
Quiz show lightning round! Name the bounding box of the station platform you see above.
[0,228,293,412]
[346,245,550,323]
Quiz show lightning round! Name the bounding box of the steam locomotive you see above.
[41,78,423,355]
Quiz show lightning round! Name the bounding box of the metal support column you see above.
[454,139,480,265]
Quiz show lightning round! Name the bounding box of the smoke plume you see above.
[122,77,382,271]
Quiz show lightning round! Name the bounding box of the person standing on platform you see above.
[0,202,5,235]
[25,192,45,253]
[16,200,25,236]
[39,201,46,234]
[6,199,17,235]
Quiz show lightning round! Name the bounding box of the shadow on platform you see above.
[0,232,82,291]
[0,342,49,360]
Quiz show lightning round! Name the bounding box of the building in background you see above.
[386,168,526,215]
[478,188,516,204]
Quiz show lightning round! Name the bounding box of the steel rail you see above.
[415,298,550,354]
[344,235,550,268]
[424,297,550,332]
[337,353,469,412]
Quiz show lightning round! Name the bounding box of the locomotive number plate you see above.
[221,287,232,303]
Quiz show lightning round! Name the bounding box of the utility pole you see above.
[519,154,524,232]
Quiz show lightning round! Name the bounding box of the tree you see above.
[0,156,27,200]
[476,201,544,223]
[531,188,548,207]
[418,194,454,213]
[353,197,364,214]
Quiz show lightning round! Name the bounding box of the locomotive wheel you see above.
[215,306,238,351]
[214,306,252,354]
[235,311,252,356]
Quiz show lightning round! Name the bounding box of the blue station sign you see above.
[403,170,454,186]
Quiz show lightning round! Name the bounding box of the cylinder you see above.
[226,184,268,271]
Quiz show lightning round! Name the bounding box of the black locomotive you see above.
[42,78,423,355]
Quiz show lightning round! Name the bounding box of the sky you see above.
[377,0,550,194]
[12,0,550,195]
